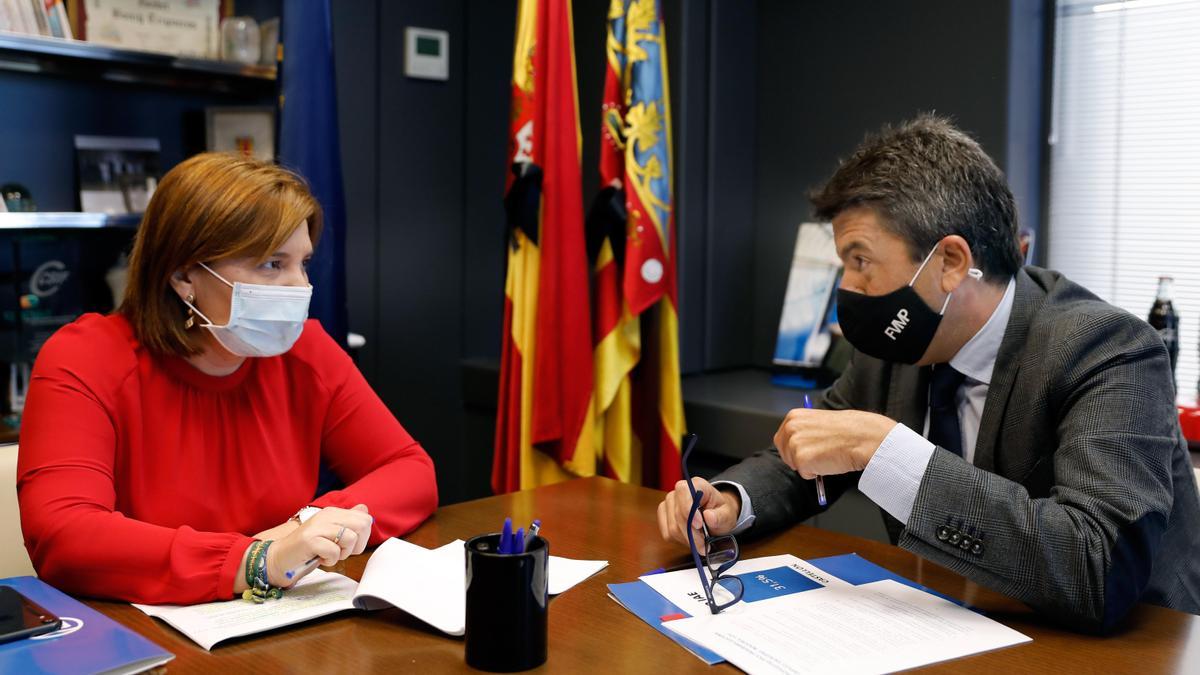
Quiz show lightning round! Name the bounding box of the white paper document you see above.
[133,570,357,651]
[133,538,609,648]
[639,554,850,617]
[662,579,1031,674]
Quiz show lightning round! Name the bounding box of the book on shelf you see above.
[1,0,37,35]
[26,0,49,35]
[0,0,15,32]
[0,0,69,38]
[42,0,70,38]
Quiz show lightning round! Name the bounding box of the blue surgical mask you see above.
[183,262,312,358]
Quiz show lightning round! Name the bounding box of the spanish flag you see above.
[492,0,596,493]
[588,0,684,490]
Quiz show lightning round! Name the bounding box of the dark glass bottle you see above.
[1148,275,1180,384]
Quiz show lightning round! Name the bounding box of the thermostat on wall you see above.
[405,27,449,81]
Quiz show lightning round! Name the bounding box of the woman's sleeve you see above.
[310,352,438,543]
[17,326,254,604]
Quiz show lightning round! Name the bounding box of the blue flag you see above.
[278,0,348,347]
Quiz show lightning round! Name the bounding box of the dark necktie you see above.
[928,364,967,457]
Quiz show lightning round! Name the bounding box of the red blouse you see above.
[17,313,437,604]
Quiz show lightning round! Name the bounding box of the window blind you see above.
[1048,0,1200,398]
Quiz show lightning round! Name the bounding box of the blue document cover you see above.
[608,553,960,665]
[0,576,174,674]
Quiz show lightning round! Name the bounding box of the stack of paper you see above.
[135,538,608,650]
[611,554,1030,674]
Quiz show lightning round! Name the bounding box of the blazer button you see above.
[947,531,962,545]
[971,541,984,555]
[958,536,973,551]
[936,526,951,542]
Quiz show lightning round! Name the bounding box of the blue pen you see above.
[286,555,320,580]
[804,395,828,507]
[514,527,525,553]
[500,517,513,554]
[521,519,541,552]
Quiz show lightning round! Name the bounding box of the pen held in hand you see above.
[285,555,321,581]
[804,394,828,507]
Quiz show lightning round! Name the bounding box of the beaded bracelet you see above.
[242,540,284,603]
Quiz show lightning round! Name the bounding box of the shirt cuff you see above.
[711,480,756,534]
[858,423,936,525]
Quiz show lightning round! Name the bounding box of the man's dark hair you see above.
[811,114,1023,282]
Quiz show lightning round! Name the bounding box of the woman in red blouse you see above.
[17,153,438,604]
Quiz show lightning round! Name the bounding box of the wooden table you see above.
[87,477,1200,673]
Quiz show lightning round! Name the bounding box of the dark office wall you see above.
[331,0,382,383]
[364,2,469,504]
[751,0,1016,363]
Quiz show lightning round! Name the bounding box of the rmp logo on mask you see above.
[884,308,910,340]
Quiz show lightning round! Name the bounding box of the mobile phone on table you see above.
[0,586,62,645]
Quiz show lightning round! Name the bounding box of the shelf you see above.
[0,30,275,93]
[0,212,140,229]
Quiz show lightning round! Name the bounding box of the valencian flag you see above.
[492,0,596,493]
[278,0,348,347]
[588,0,684,489]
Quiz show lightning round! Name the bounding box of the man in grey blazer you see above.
[657,115,1200,632]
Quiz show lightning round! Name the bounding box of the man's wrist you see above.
[856,416,899,471]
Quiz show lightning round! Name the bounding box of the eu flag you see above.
[278,0,348,347]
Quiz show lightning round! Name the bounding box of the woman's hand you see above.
[264,504,373,587]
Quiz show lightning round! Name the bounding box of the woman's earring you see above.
[184,294,195,329]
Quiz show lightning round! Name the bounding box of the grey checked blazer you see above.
[717,267,1200,631]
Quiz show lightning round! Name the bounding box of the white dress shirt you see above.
[720,278,1016,532]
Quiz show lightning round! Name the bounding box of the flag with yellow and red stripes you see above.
[493,0,596,493]
[588,0,684,490]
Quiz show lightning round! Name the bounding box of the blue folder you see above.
[0,576,174,674]
[607,553,962,665]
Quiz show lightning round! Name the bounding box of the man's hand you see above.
[657,477,742,548]
[773,408,897,479]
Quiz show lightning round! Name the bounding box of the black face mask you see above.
[836,245,977,365]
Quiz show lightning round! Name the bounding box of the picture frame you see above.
[205,106,276,161]
[74,135,162,215]
[772,222,842,380]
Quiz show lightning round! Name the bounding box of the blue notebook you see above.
[0,577,174,675]
[608,553,961,665]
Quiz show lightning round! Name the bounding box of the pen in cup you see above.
[804,395,828,507]
[500,517,514,554]
[521,519,541,553]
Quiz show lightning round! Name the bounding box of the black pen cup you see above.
[464,533,549,672]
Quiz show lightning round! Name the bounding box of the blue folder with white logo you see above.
[0,576,174,675]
